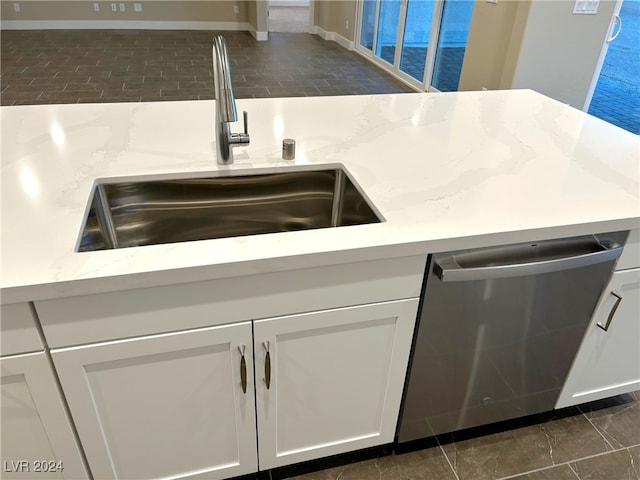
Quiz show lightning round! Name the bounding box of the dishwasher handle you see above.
[434,245,623,282]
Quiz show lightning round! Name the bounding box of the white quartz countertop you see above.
[2,90,639,303]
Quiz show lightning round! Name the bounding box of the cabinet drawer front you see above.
[254,298,419,469]
[51,322,257,480]
[1,303,43,356]
[36,255,426,348]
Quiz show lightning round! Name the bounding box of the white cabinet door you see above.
[52,322,257,480]
[254,298,419,469]
[1,352,89,480]
[557,268,640,408]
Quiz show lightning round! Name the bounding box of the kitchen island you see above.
[1,90,639,480]
[2,89,638,303]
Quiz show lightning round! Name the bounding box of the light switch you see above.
[573,0,599,15]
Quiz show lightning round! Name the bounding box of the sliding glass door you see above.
[431,0,474,91]
[375,0,403,64]
[360,0,377,50]
[399,0,436,82]
[357,0,474,91]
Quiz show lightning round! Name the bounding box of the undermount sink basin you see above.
[77,167,382,252]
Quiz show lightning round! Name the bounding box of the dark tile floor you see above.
[0,30,413,106]
[280,392,640,480]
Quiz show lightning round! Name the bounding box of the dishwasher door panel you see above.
[397,235,623,443]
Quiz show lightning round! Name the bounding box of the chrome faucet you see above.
[212,35,249,165]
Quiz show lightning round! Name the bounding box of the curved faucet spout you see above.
[212,35,250,165]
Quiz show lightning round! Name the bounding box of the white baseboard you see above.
[332,32,354,51]
[247,24,269,41]
[0,20,250,31]
[313,26,354,51]
[269,0,310,6]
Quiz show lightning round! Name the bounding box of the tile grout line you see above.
[495,444,636,480]
[435,436,461,480]
[567,462,581,480]
[577,405,617,451]
[629,445,640,480]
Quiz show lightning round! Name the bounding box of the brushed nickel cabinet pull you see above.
[263,341,271,389]
[597,290,623,332]
[238,345,247,394]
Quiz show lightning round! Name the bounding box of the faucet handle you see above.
[230,111,250,147]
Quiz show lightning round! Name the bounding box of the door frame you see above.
[265,0,315,34]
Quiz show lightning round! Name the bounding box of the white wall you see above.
[460,0,617,110]
[511,0,616,108]
[459,0,528,92]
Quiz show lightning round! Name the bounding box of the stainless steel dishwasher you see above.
[397,231,627,443]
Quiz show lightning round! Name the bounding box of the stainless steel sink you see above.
[77,167,382,252]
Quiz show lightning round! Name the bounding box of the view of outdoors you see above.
[588,0,640,134]
[375,0,402,64]
[359,0,473,89]
[398,0,435,79]
[431,1,474,91]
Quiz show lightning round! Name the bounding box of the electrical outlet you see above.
[233,5,239,14]
[13,3,20,12]
[111,3,117,11]
[345,20,349,30]
[134,3,142,12]
[573,0,599,14]
[93,3,100,12]
[119,3,125,12]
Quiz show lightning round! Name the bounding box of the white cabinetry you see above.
[35,256,426,478]
[1,303,44,356]
[52,322,257,480]
[557,230,640,408]
[255,299,418,469]
[1,304,89,480]
[50,300,419,479]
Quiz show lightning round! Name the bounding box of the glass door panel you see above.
[357,0,474,90]
[360,0,377,50]
[431,0,474,91]
[400,0,436,82]
[375,0,402,64]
